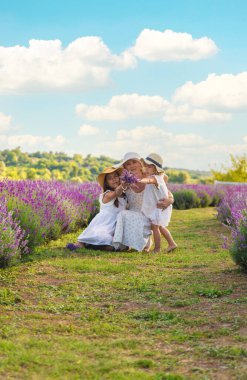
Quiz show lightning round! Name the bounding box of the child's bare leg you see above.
[152,224,161,253]
[159,226,177,252]
[144,234,153,252]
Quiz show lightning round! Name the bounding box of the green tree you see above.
[26,168,38,180]
[73,154,83,165]
[166,169,191,183]
[0,161,6,176]
[5,151,18,165]
[212,154,247,182]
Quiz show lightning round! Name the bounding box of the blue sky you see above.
[0,0,246,170]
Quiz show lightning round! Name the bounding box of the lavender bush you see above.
[168,184,224,207]
[216,185,247,271]
[173,189,200,210]
[230,213,247,271]
[0,196,29,267]
[0,179,101,252]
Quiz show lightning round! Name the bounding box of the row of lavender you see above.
[168,183,247,271]
[168,183,223,209]
[216,185,247,271]
[0,180,101,267]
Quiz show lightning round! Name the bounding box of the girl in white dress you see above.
[139,153,177,253]
[66,167,127,251]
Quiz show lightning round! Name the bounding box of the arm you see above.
[139,177,158,185]
[102,185,124,204]
[163,173,169,183]
[156,190,174,210]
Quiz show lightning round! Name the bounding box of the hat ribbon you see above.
[146,157,162,168]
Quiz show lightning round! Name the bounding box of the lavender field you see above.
[0,180,247,270]
[0,180,101,267]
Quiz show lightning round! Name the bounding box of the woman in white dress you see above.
[66,167,127,251]
[112,152,174,252]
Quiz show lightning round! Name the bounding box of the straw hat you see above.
[142,153,164,173]
[97,167,123,189]
[113,152,141,169]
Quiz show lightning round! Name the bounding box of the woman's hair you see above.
[123,158,142,168]
[103,173,123,207]
[123,159,145,177]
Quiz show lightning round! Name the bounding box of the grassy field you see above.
[0,208,246,380]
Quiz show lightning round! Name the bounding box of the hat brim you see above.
[142,158,164,173]
[113,154,142,169]
[97,167,123,188]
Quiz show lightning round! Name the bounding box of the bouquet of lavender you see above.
[120,169,139,184]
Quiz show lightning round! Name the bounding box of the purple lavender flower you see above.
[0,179,101,259]
[66,243,79,251]
[0,196,29,267]
[120,169,139,184]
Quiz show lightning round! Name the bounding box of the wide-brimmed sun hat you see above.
[97,167,123,189]
[113,152,141,169]
[142,153,164,173]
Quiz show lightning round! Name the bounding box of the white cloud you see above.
[131,29,218,62]
[171,133,208,146]
[0,134,66,150]
[0,111,12,132]
[108,125,208,147]
[76,93,230,123]
[76,94,169,121]
[116,125,168,140]
[0,29,218,95]
[244,136,247,143]
[0,37,136,93]
[94,126,247,170]
[187,142,247,155]
[78,124,100,136]
[163,104,231,123]
[173,72,247,110]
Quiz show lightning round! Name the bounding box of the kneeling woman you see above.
[66,167,126,251]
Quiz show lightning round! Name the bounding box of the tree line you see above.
[1,147,245,183]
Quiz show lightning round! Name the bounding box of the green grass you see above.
[0,208,247,380]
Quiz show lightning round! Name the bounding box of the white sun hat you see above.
[113,152,141,169]
[142,153,164,173]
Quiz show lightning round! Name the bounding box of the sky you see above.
[0,0,246,170]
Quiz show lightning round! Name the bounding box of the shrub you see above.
[210,193,222,206]
[0,179,101,253]
[230,213,247,272]
[173,189,200,210]
[196,190,211,208]
[7,196,46,249]
[0,197,28,268]
[216,186,247,272]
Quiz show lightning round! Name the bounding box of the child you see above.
[66,167,127,251]
[139,153,177,253]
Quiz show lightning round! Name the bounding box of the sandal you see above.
[66,243,80,251]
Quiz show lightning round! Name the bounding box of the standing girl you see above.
[66,167,127,251]
[140,153,178,253]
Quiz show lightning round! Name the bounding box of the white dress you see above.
[141,175,172,227]
[78,191,127,246]
[113,189,151,252]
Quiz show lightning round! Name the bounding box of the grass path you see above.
[0,208,247,380]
